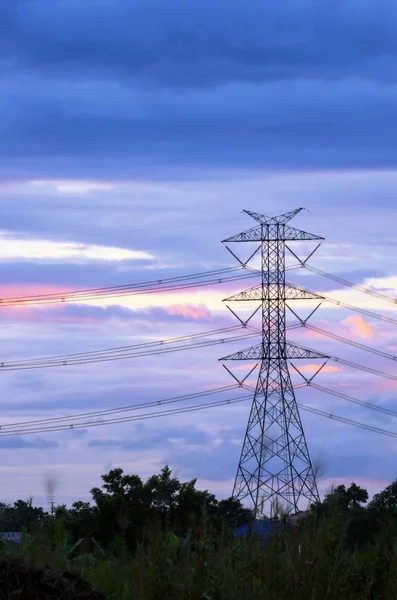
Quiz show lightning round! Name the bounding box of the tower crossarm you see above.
[223,225,324,244]
[243,208,304,225]
[224,284,324,302]
[220,343,329,362]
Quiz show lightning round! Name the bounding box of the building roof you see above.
[233,519,295,541]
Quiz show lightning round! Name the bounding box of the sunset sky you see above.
[1,0,397,509]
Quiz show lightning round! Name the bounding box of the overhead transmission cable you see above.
[1,325,245,365]
[293,343,397,382]
[0,328,260,371]
[1,319,396,373]
[2,385,397,441]
[296,323,397,362]
[4,379,395,435]
[0,267,261,306]
[289,284,397,327]
[298,403,397,440]
[243,383,397,440]
[0,394,253,436]
[304,265,397,306]
[304,382,397,419]
[304,207,397,249]
[0,384,241,430]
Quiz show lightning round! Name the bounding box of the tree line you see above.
[0,466,252,550]
[2,466,397,552]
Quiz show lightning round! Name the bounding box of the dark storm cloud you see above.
[2,0,397,87]
[0,1,396,176]
[1,78,397,173]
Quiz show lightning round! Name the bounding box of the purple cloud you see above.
[0,436,58,449]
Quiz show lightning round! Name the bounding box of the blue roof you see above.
[233,519,295,541]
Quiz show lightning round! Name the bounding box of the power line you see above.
[304,208,397,249]
[305,382,397,419]
[0,384,240,430]
[301,323,397,362]
[5,282,392,374]
[293,343,397,382]
[243,381,397,439]
[304,264,397,306]
[2,385,397,443]
[1,325,246,366]
[0,323,303,372]
[3,382,307,433]
[0,394,253,436]
[290,283,397,327]
[0,267,259,306]
[0,265,304,308]
[298,403,397,440]
[0,329,260,371]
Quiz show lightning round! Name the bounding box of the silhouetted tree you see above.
[0,499,46,533]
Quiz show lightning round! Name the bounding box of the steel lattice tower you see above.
[220,208,328,518]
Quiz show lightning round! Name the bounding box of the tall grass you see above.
[4,507,397,600]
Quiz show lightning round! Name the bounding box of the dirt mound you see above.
[0,557,106,600]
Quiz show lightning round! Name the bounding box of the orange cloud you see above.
[299,364,344,374]
[165,303,212,321]
[342,315,374,340]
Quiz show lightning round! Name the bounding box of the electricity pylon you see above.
[220,208,329,518]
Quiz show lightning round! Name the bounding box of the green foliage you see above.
[0,499,46,533]
[312,482,368,517]
[4,469,397,598]
[368,479,397,514]
[4,512,397,600]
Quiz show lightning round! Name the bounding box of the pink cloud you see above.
[342,315,374,340]
[364,379,397,392]
[232,363,259,372]
[0,284,72,302]
[0,305,99,324]
[293,316,376,343]
[299,364,344,374]
[164,303,212,321]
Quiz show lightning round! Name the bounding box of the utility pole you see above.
[220,208,328,518]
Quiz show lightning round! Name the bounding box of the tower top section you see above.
[244,208,304,225]
[222,207,324,244]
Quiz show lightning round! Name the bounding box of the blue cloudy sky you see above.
[0,0,397,509]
